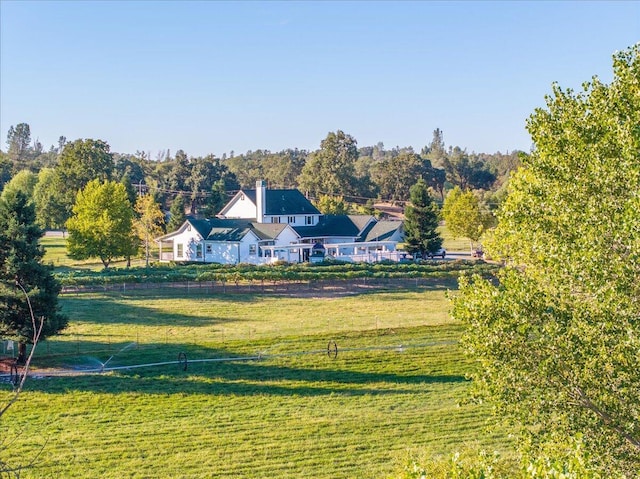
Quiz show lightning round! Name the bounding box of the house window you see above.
[249,244,257,255]
[206,244,212,254]
[288,216,295,224]
[177,243,184,258]
[305,216,313,225]
[240,193,245,200]
[271,217,281,223]
[196,244,203,259]
[187,224,191,231]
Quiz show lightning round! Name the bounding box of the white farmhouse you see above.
[157,180,404,264]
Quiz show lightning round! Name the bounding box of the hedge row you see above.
[55,260,500,287]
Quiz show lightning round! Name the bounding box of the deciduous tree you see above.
[452,45,640,476]
[56,139,114,221]
[442,187,492,249]
[314,195,348,215]
[33,168,67,231]
[66,180,135,269]
[299,130,358,197]
[0,170,38,202]
[135,194,165,267]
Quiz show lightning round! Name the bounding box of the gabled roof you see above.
[347,215,376,232]
[251,222,295,241]
[156,217,295,243]
[244,189,320,216]
[156,218,214,241]
[293,215,362,239]
[362,220,404,242]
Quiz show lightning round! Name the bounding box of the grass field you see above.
[40,235,149,271]
[0,285,509,478]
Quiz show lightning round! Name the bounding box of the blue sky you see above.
[1,1,638,158]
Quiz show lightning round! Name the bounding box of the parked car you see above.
[472,248,484,259]
[426,248,446,259]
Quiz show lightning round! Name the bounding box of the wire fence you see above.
[59,276,454,296]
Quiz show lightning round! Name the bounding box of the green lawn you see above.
[1,286,509,478]
[40,235,150,271]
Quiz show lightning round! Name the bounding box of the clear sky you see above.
[1,1,638,158]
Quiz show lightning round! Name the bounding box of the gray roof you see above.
[190,218,295,242]
[251,223,291,241]
[244,189,320,216]
[293,215,362,239]
[363,220,404,242]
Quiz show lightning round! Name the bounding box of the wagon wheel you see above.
[327,340,338,359]
[177,352,188,371]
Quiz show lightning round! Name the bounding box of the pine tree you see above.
[0,190,67,363]
[167,195,187,232]
[403,178,442,257]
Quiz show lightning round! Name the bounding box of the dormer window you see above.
[305,216,314,225]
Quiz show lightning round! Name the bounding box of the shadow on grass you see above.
[58,295,258,327]
[58,277,458,327]
[25,341,468,397]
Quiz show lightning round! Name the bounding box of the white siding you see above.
[204,242,241,264]
[273,226,300,246]
[222,194,257,219]
[171,227,204,262]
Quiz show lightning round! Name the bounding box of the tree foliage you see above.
[66,180,135,269]
[5,123,32,165]
[135,194,165,267]
[442,147,496,191]
[299,130,358,196]
[0,190,67,362]
[442,186,492,245]
[452,45,640,476]
[0,170,38,202]
[32,168,66,230]
[403,179,442,257]
[314,195,348,215]
[167,194,187,232]
[371,151,432,202]
[56,139,114,220]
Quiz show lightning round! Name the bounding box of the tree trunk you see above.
[16,342,27,365]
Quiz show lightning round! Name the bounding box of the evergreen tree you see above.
[403,179,442,257]
[0,191,67,363]
[198,179,227,218]
[167,195,187,232]
[120,172,138,207]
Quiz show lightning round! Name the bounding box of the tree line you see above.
[1,124,521,224]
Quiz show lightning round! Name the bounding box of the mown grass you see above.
[40,235,148,271]
[0,286,509,478]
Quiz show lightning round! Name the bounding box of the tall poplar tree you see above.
[453,45,640,475]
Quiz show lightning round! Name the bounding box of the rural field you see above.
[1,278,509,478]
